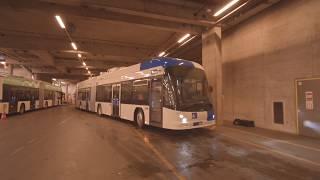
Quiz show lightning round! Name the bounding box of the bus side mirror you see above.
[209,86,213,92]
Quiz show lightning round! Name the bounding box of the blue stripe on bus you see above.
[140,57,194,71]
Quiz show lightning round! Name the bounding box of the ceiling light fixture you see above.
[77,53,82,58]
[214,0,240,17]
[52,78,57,81]
[216,1,249,23]
[55,15,66,29]
[178,34,191,43]
[71,42,77,50]
[88,71,91,74]
[85,67,88,70]
[180,35,196,47]
[82,62,86,66]
[158,51,166,57]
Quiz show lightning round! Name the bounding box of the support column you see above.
[8,64,14,76]
[66,84,69,104]
[202,27,223,125]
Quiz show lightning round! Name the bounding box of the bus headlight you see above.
[182,117,188,124]
[179,114,188,124]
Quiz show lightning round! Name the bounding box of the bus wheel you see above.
[97,105,102,116]
[19,104,25,114]
[135,110,145,129]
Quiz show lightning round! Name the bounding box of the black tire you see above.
[135,109,145,129]
[19,104,25,114]
[97,104,102,116]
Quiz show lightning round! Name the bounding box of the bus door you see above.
[150,78,163,126]
[9,93,17,113]
[30,89,36,110]
[112,84,121,117]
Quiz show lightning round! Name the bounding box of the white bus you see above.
[76,57,215,130]
[0,76,63,114]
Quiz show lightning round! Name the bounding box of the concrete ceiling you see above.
[0,0,274,82]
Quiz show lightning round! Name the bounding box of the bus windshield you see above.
[166,66,212,111]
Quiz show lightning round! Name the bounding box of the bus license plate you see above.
[193,122,202,126]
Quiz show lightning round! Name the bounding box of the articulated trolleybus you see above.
[76,57,215,130]
[0,76,63,115]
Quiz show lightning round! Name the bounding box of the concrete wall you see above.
[12,67,33,79]
[0,65,33,79]
[222,0,320,133]
[61,83,76,104]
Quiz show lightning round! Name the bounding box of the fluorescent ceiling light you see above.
[77,53,82,58]
[85,67,88,70]
[178,34,191,43]
[82,62,86,66]
[55,15,66,29]
[158,51,166,57]
[71,42,77,50]
[214,0,240,17]
[52,78,57,81]
[88,71,91,74]
[0,62,6,65]
[216,1,249,23]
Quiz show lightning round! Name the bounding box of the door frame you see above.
[295,77,320,135]
[149,77,163,125]
[111,84,121,117]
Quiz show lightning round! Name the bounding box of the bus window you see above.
[82,91,86,101]
[44,90,53,100]
[96,86,104,102]
[96,85,111,102]
[133,80,149,105]
[78,91,83,100]
[104,86,111,102]
[121,82,132,104]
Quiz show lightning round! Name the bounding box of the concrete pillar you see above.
[8,64,13,76]
[66,84,69,103]
[202,27,223,125]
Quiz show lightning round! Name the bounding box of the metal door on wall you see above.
[149,78,163,126]
[112,84,121,117]
[296,78,320,138]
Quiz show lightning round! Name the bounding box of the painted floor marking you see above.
[220,133,320,167]
[57,120,68,126]
[135,130,185,180]
[10,146,25,156]
[27,138,37,144]
[222,126,320,153]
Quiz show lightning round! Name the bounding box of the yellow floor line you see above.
[134,130,185,180]
[221,126,320,153]
[220,133,320,167]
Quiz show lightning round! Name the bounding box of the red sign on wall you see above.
[305,91,313,110]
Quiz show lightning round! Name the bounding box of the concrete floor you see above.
[0,106,319,180]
